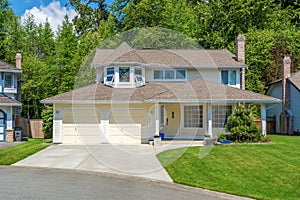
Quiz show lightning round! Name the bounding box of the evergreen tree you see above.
[225,104,263,142]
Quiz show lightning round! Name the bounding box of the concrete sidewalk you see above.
[13,144,173,182]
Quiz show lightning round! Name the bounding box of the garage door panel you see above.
[62,110,102,145]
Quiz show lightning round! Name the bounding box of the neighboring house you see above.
[0,53,22,142]
[41,35,280,145]
[266,55,299,135]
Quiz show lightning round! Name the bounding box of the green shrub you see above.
[41,107,53,139]
[225,104,263,143]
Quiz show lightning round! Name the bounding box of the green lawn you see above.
[0,139,51,165]
[157,135,300,200]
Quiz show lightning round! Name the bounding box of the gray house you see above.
[266,55,300,134]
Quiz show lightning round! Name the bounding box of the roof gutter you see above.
[92,63,248,69]
[41,99,281,105]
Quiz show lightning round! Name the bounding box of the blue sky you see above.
[9,0,114,31]
[10,0,114,16]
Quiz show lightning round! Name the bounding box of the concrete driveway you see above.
[13,144,173,182]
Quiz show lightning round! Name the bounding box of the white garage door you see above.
[62,110,104,145]
[109,109,146,144]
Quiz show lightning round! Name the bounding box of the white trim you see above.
[207,103,212,136]
[155,103,159,136]
[93,63,247,69]
[42,99,281,105]
[0,70,22,73]
[261,104,267,136]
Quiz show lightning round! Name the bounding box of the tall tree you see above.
[55,15,78,93]
[36,19,55,61]
[0,0,21,62]
[68,0,109,36]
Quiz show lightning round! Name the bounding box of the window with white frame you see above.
[135,68,143,82]
[212,105,232,128]
[106,67,115,82]
[153,69,186,80]
[184,105,203,128]
[221,70,236,85]
[119,67,130,82]
[105,66,145,87]
[4,73,13,88]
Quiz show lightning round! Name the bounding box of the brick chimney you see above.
[280,55,292,134]
[236,34,246,90]
[282,55,291,111]
[16,53,22,69]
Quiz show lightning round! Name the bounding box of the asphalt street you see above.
[0,166,251,200]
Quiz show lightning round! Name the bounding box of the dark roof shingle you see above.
[92,43,246,68]
[0,96,21,106]
[0,60,21,71]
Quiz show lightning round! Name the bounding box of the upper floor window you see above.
[221,70,236,86]
[4,73,13,88]
[153,69,186,81]
[119,67,130,82]
[106,67,114,82]
[104,66,145,87]
[135,68,143,83]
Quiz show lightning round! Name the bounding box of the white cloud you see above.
[21,0,76,32]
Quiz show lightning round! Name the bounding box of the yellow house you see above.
[41,36,280,145]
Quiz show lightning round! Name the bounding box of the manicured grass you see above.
[157,135,300,200]
[0,139,51,165]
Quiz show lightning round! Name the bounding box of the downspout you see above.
[1,72,4,95]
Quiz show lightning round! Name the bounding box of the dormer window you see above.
[104,66,145,88]
[106,67,114,82]
[119,67,130,82]
[135,68,143,86]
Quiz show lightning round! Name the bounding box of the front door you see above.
[166,105,180,137]
[0,110,7,142]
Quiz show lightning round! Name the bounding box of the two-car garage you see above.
[60,108,148,145]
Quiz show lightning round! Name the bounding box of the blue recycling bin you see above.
[159,133,165,140]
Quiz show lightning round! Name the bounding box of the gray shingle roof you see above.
[289,71,300,90]
[0,96,21,106]
[0,60,21,71]
[268,71,300,92]
[92,43,246,68]
[41,78,280,104]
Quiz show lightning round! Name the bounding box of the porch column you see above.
[100,120,109,143]
[207,103,213,137]
[155,103,159,136]
[261,104,267,136]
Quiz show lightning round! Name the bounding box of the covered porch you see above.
[150,102,269,141]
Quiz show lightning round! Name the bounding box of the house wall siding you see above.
[267,84,282,133]
[290,85,300,132]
